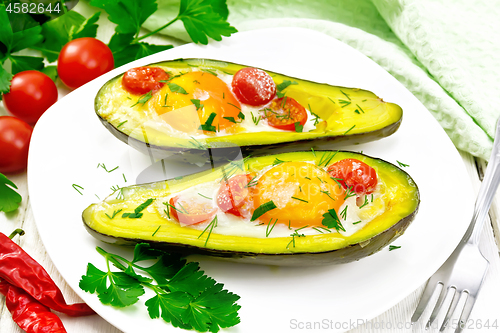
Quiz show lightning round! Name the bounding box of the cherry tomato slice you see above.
[3,71,58,125]
[216,174,253,218]
[0,116,32,174]
[326,159,378,195]
[231,67,276,106]
[122,67,170,95]
[169,196,217,226]
[263,97,308,131]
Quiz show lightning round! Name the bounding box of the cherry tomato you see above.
[169,196,217,226]
[122,67,169,95]
[263,97,307,131]
[0,116,33,174]
[57,37,114,90]
[216,174,253,217]
[231,67,276,106]
[327,159,378,195]
[2,71,58,125]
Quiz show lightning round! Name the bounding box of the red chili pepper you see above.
[0,278,67,333]
[0,230,95,317]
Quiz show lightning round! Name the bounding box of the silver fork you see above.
[410,119,500,332]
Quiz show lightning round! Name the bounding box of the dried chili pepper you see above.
[0,229,95,317]
[0,278,67,333]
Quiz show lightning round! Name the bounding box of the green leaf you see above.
[183,283,241,332]
[321,208,346,232]
[168,82,188,94]
[11,25,44,53]
[79,263,109,294]
[112,42,173,68]
[37,11,96,62]
[146,292,193,330]
[131,243,164,263]
[9,55,44,74]
[141,255,185,285]
[0,173,22,212]
[0,4,14,49]
[98,271,144,307]
[178,0,237,45]
[167,262,217,297]
[41,65,58,82]
[72,12,101,40]
[90,0,157,36]
[0,66,13,94]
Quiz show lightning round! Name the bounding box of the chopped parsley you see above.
[343,125,356,135]
[72,184,84,195]
[251,201,277,221]
[266,218,278,237]
[199,112,217,132]
[97,163,119,173]
[198,216,218,246]
[117,120,128,128]
[389,245,401,251]
[276,80,298,97]
[251,112,261,125]
[291,196,308,203]
[318,151,338,167]
[105,209,123,220]
[294,122,303,132]
[340,206,348,220]
[190,98,203,110]
[397,160,410,167]
[359,195,369,209]
[131,91,153,107]
[321,208,346,232]
[122,199,154,219]
[167,82,188,94]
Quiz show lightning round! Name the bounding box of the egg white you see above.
[154,165,387,239]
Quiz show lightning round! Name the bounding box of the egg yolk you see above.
[253,162,346,228]
[152,71,241,134]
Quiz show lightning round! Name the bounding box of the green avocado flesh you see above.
[82,151,419,266]
[95,59,403,160]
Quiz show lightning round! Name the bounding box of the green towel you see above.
[143,0,499,160]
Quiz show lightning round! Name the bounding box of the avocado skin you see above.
[95,58,403,164]
[96,111,401,164]
[82,151,419,266]
[84,205,417,266]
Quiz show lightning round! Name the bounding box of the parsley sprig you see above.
[0,0,237,93]
[80,243,241,332]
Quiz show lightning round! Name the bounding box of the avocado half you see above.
[95,59,403,163]
[82,151,419,266]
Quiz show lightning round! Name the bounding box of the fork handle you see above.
[466,117,500,245]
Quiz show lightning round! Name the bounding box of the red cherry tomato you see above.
[231,67,276,106]
[0,117,33,174]
[216,174,253,217]
[326,159,378,195]
[57,37,114,90]
[169,196,217,226]
[122,67,170,95]
[2,71,58,125]
[262,97,308,131]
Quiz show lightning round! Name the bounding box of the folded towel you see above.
[144,0,499,160]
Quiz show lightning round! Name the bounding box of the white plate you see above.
[28,28,474,333]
